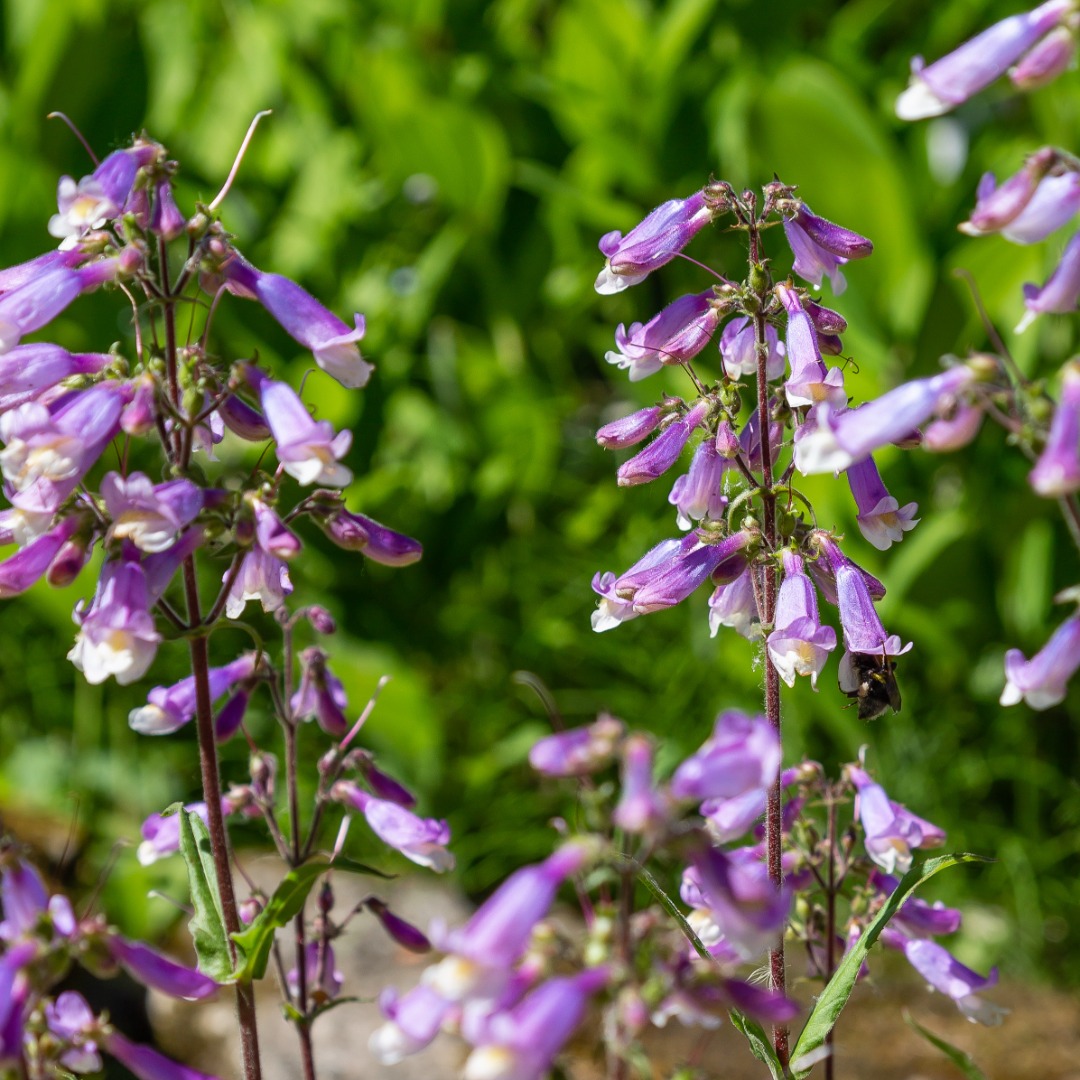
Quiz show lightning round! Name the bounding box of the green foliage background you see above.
[0,0,1076,989]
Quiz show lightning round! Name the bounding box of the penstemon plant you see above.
[0,117,452,1080]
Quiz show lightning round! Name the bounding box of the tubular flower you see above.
[221,253,371,389]
[102,472,203,553]
[0,343,111,411]
[999,172,1080,244]
[668,436,728,529]
[630,530,753,615]
[707,566,760,640]
[128,654,260,735]
[616,400,710,486]
[594,191,713,294]
[776,282,847,408]
[591,537,688,632]
[719,316,785,381]
[845,456,919,550]
[896,0,1075,120]
[529,714,625,777]
[958,148,1061,236]
[1017,229,1080,331]
[782,204,872,294]
[1010,24,1077,87]
[1029,359,1080,495]
[596,405,665,449]
[671,710,780,802]
[1001,613,1080,708]
[902,940,1007,1026]
[613,735,669,834]
[766,549,837,688]
[315,506,423,566]
[606,291,723,381]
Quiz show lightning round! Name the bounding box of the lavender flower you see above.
[616,400,709,486]
[591,536,687,632]
[528,714,625,776]
[102,472,203,553]
[782,205,872,294]
[606,291,722,380]
[612,735,669,834]
[1029,359,1080,495]
[902,939,1007,1025]
[999,172,1080,244]
[221,253,372,389]
[719,316,785,380]
[671,710,780,802]
[1017,229,1080,331]
[668,437,728,529]
[595,406,665,448]
[369,985,455,1064]
[707,566,760,640]
[594,191,712,294]
[1010,24,1077,87]
[629,530,752,615]
[44,991,101,1073]
[291,646,349,735]
[315,506,423,566]
[896,0,1074,120]
[129,654,260,735]
[1001,613,1080,708]
[106,937,219,1000]
[777,283,847,408]
[0,343,111,411]
[958,148,1060,236]
[845,457,919,550]
[0,515,81,598]
[365,898,431,953]
[848,765,945,875]
[103,1031,225,1080]
[766,549,837,687]
[224,546,293,618]
[286,941,343,1003]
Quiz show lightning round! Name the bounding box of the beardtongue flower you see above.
[0,344,112,411]
[424,843,589,1003]
[461,968,609,1080]
[1017,229,1080,332]
[766,549,837,688]
[1000,612,1080,709]
[220,253,371,389]
[777,282,847,408]
[616,400,710,486]
[529,713,625,776]
[847,765,945,875]
[719,316,785,380]
[1010,23,1077,87]
[795,364,982,475]
[224,546,292,618]
[612,735,669,834]
[128,654,260,735]
[105,937,219,1000]
[287,941,343,1003]
[923,401,985,451]
[291,646,349,735]
[782,204,872,294]
[315,506,423,566]
[707,565,760,639]
[48,144,160,246]
[0,514,81,598]
[958,148,1060,236]
[902,939,1007,1026]
[895,0,1075,120]
[845,456,919,550]
[102,1030,225,1080]
[668,436,728,529]
[606,291,723,381]
[43,991,101,1073]
[630,529,753,615]
[1029,359,1080,495]
[596,405,665,449]
[871,872,963,940]
[591,536,687,632]
[137,801,238,865]
[333,783,454,872]
[671,710,780,802]
[102,472,203,553]
[369,984,456,1065]
[594,191,713,294]
[999,172,1080,244]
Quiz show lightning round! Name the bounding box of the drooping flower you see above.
[606,292,723,381]
[591,537,688,632]
[102,472,203,553]
[291,646,349,735]
[102,1030,225,1080]
[286,941,344,1003]
[44,991,101,1073]
[958,148,1061,236]
[314,506,423,566]
[128,654,260,735]
[668,437,728,529]
[224,545,293,619]
[0,343,111,411]
[595,406,665,448]
[221,253,371,388]
[105,937,219,1000]
[612,735,669,834]
[671,710,780,802]
[1000,613,1080,709]
[594,191,713,294]
[776,282,847,408]
[999,172,1080,244]
[1010,24,1077,88]
[1017,229,1080,332]
[766,549,837,688]
[369,984,456,1065]
[707,565,760,640]
[902,939,1007,1025]
[782,204,872,294]
[0,515,81,598]
[718,316,786,381]
[528,714,625,777]
[629,530,752,615]
[845,457,919,550]
[1029,359,1080,495]
[365,898,431,952]
[896,0,1075,120]
[616,400,709,486]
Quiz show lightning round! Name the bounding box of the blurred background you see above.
[0,0,1076,999]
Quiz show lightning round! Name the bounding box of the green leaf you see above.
[790,852,991,1078]
[178,808,236,983]
[230,857,332,983]
[903,1010,988,1080]
[728,1008,786,1080]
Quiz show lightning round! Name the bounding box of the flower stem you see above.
[748,212,789,1068]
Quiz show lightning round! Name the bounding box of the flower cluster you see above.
[0,853,225,1080]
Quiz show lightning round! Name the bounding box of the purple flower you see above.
[958,148,1061,236]
[688,846,791,961]
[795,365,980,475]
[44,991,101,1073]
[287,941,343,1003]
[129,654,260,735]
[0,384,126,513]
[103,1030,225,1080]
[606,292,722,381]
[48,144,158,245]
[68,553,162,685]
[668,437,728,529]
[766,549,837,688]
[315,507,423,566]
[291,646,349,735]
[594,191,712,294]
[895,0,1074,120]
[719,316,785,381]
[528,714,624,777]
[707,565,760,640]
[0,515,81,598]
[461,968,608,1080]
[365,898,431,952]
[0,860,48,939]
[222,254,371,388]
[616,400,709,486]
[1018,229,1080,332]
[777,283,847,408]
[334,783,454,872]
[923,402,985,451]
[1030,359,1080,495]
[782,205,872,295]
[591,536,688,632]
[872,873,963,940]
[137,802,216,865]
[0,343,111,411]
[596,406,665,448]
[369,985,455,1064]
[106,937,219,1000]
[612,735,669,834]
[425,844,589,1002]
[251,496,301,559]
[256,375,353,487]
[150,179,187,240]
[224,546,292,619]
[902,939,1007,1025]
[102,472,203,553]
[1000,172,1080,244]
[846,457,919,550]
[218,393,271,441]
[1001,613,1080,709]
[848,765,945,875]
[1010,24,1077,88]
[671,710,780,802]
[630,530,752,615]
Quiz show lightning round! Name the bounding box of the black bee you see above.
[840,650,902,721]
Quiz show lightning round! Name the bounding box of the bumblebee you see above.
[839,650,902,721]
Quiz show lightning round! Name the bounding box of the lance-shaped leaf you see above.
[903,1009,989,1080]
[178,808,236,983]
[790,852,991,1077]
